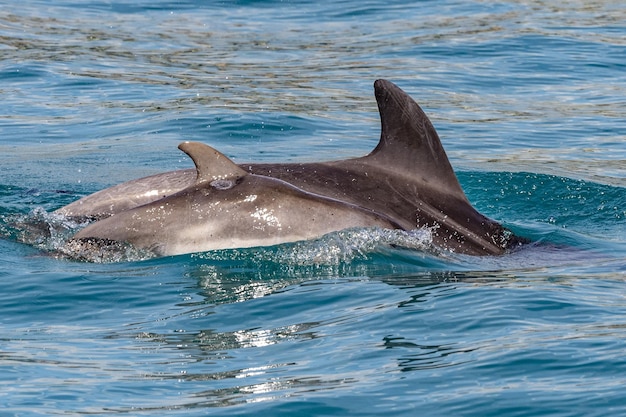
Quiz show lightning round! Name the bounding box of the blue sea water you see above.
[1,0,625,416]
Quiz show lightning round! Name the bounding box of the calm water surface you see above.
[1,1,625,416]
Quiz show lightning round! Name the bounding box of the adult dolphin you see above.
[58,79,527,257]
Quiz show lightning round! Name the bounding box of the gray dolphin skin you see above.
[57,79,527,257]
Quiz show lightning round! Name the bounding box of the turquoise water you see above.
[1,0,625,415]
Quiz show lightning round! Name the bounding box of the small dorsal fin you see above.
[364,79,467,199]
[178,141,247,184]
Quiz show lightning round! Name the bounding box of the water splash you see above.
[192,227,438,267]
[1,207,86,251]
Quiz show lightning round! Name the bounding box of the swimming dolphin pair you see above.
[56,79,526,257]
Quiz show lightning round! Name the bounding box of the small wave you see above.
[1,207,85,249]
[275,227,437,265]
[192,227,439,267]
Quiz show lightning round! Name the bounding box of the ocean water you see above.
[1,0,625,416]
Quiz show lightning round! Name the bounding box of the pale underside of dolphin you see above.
[57,79,527,257]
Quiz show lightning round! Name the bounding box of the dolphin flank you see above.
[57,79,527,257]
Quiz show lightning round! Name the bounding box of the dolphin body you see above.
[57,79,526,257]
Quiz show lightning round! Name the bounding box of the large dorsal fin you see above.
[363,79,467,199]
[178,141,247,184]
